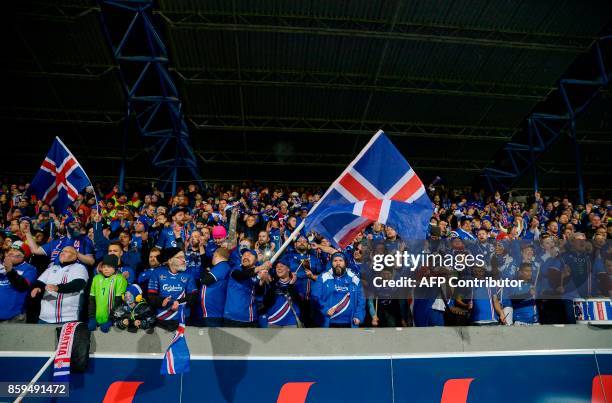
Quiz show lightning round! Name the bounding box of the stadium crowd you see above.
[0,181,610,330]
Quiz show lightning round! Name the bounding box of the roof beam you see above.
[157,12,592,52]
[189,115,516,141]
[194,150,611,174]
[174,70,547,102]
[2,107,610,145]
[188,114,612,143]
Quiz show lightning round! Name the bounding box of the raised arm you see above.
[20,220,45,256]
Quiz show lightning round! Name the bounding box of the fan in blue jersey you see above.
[267,220,282,251]
[459,265,505,325]
[507,263,539,325]
[223,249,271,327]
[139,205,156,229]
[197,247,232,327]
[560,233,593,298]
[138,247,162,290]
[365,222,385,242]
[204,225,227,263]
[287,235,323,301]
[107,241,136,285]
[156,208,189,249]
[147,248,197,331]
[0,242,37,321]
[260,257,302,328]
[537,235,574,324]
[473,228,495,265]
[23,216,95,268]
[317,252,365,328]
[91,210,112,260]
[492,240,518,280]
[184,230,204,271]
[455,217,477,240]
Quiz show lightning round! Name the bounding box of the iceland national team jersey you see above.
[224,270,258,323]
[148,266,196,315]
[155,226,189,249]
[288,251,322,299]
[265,279,300,327]
[318,269,365,327]
[185,248,202,270]
[507,283,539,324]
[42,236,94,266]
[469,286,498,324]
[201,261,232,318]
[38,262,89,323]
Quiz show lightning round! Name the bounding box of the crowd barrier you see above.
[0,324,611,402]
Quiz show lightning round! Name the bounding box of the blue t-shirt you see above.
[0,262,37,320]
[224,270,258,323]
[507,283,539,324]
[269,228,281,251]
[288,251,323,299]
[469,286,499,323]
[155,227,189,249]
[560,250,592,298]
[539,255,562,294]
[118,265,136,285]
[201,261,232,318]
[42,236,94,265]
[121,250,141,274]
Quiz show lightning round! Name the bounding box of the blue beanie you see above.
[241,248,258,259]
[275,255,292,268]
[124,284,143,303]
[331,252,346,262]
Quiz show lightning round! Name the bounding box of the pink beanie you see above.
[212,225,227,239]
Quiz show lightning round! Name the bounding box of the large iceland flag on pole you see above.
[303,130,433,248]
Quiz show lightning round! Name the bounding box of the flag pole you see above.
[269,220,305,264]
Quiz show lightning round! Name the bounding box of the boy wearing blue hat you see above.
[112,284,156,332]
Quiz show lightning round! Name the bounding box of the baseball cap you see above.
[11,241,31,259]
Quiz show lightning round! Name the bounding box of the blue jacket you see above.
[317,269,365,328]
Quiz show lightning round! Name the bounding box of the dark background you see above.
[3,0,611,196]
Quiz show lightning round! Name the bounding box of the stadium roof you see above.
[3,0,611,193]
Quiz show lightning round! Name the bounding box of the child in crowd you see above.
[88,254,128,332]
[112,284,156,332]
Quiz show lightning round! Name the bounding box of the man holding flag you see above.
[22,137,96,268]
[266,130,433,327]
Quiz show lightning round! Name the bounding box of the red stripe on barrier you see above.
[591,375,612,403]
[102,381,143,403]
[440,378,474,403]
[277,382,315,403]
